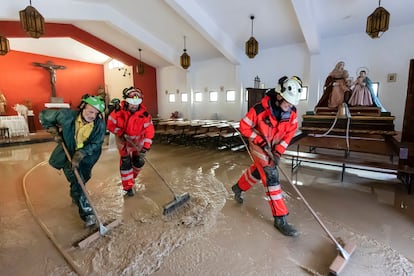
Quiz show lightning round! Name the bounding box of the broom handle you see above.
[61,142,104,227]
[123,135,178,197]
[278,166,342,247]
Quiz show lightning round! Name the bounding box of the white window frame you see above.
[226,90,236,102]
[209,91,218,102]
[195,92,203,102]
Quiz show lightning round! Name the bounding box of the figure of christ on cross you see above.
[33,61,66,98]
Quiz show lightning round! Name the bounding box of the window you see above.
[195,92,203,102]
[372,82,379,97]
[108,59,125,69]
[300,86,308,101]
[226,90,236,102]
[245,89,248,102]
[168,94,176,103]
[181,93,188,102]
[209,91,218,102]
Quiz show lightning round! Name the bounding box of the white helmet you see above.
[275,76,302,106]
[123,87,143,105]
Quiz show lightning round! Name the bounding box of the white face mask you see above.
[126,97,142,105]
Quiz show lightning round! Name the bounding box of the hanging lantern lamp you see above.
[245,15,258,58]
[19,0,45,38]
[137,48,145,75]
[0,35,10,55]
[180,36,191,69]
[366,0,390,39]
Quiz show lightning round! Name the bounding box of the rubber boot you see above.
[274,216,299,237]
[231,184,243,204]
[125,188,135,197]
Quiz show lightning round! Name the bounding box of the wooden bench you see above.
[283,149,413,194]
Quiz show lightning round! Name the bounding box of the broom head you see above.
[163,193,190,215]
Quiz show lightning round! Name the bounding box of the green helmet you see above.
[82,96,105,112]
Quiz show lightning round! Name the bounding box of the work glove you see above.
[46,126,62,143]
[257,139,268,150]
[271,150,282,166]
[71,150,85,169]
[139,149,147,160]
[115,134,126,150]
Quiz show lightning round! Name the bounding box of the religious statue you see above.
[316,61,352,108]
[0,91,6,115]
[33,61,66,98]
[348,68,387,112]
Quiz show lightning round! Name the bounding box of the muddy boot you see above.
[125,188,135,197]
[231,184,244,204]
[84,215,96,228]
[274,216,298,237]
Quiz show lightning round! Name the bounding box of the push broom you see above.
[124,136,190,215]
[61,142,122,248]
[265,146,356,275]
[230,123,355,275]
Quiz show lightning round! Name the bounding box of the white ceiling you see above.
[3,0,414,68]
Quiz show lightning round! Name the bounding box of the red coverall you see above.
[236,94,298,217]
[107,101,155,191]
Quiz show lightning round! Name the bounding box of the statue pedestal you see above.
[45,103,70,109]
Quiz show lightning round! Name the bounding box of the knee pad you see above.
[120,155,132,170]
[132,155,145,168]
[251,168,261,180]
[263,166,279,186]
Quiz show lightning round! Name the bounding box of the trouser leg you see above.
[131,153,145,179]
[120,155,134,191]
[258,165,288,217]
[63,165,93,221]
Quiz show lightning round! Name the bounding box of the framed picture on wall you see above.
[387,73,397,82]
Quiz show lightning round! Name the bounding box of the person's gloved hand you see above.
[139,149,147,160]
[271,150,281,166]
[115,134,126,150]
[71,150,85,169]
[47,126,59,136]
[47,126,62,143]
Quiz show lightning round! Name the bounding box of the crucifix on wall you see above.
[32,61,66,99]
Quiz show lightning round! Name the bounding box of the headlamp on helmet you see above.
[275,76,302,106]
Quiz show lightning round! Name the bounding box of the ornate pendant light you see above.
[366,0,390,39]
[180,36,191,70]
[19,0,45,39]
[137,48,145,75]
[245,15,258,59]
[0,35,10,55]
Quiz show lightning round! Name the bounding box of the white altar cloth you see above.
[0,116,29,137]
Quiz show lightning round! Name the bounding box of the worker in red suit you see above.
[107,87,155,197]
[232,76,302,237]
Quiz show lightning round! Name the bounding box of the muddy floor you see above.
[0,141,413,275]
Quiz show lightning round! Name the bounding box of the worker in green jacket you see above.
[39,95,106,228]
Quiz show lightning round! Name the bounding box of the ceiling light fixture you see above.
[19,0,45,38]
[245,15,258,59]
[137,48,145,75]
[180,36,191,69]
[366,0,390,39]
[0,34,10,55]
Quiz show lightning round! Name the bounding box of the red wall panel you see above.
[0,50,104,130]
[0,21,159,130]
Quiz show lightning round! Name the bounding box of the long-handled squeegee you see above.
[61,142,121,248]
[265,146,356,275]
[124,136,190,215]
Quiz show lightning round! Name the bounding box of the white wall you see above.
[158,24,414,131]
